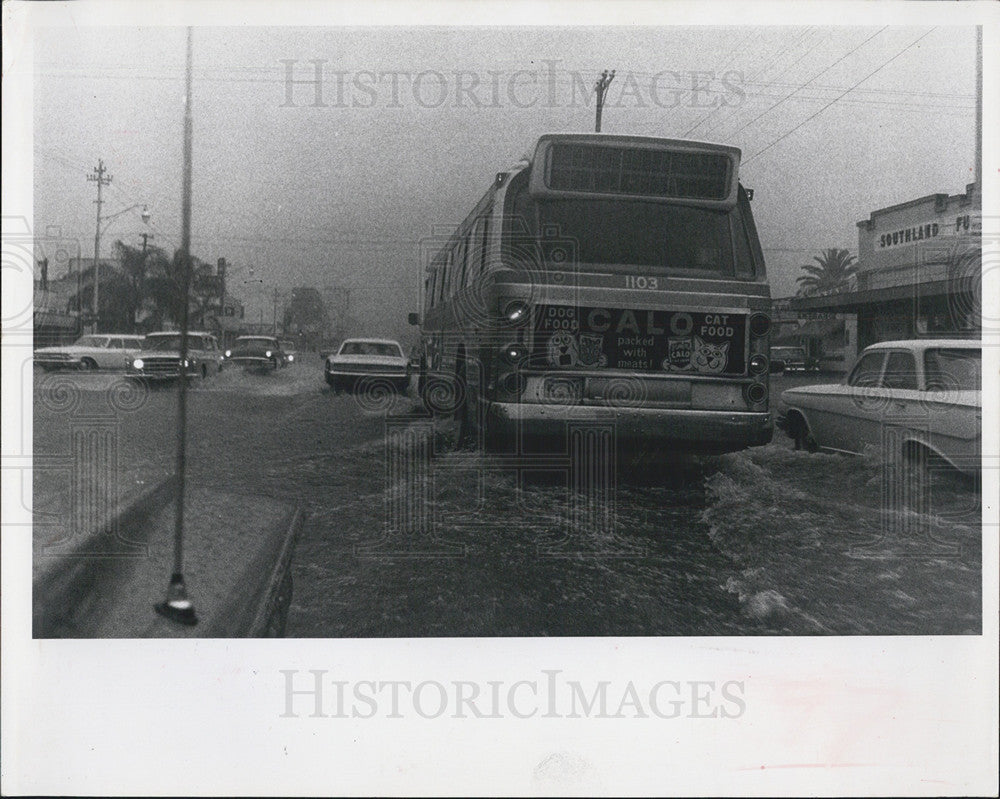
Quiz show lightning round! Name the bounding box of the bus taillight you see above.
[501,343,525,364]
[745,383,768,405]
[498,372,526,399]
[749,313,771,337]
[748,353,769,375]
[502,300,531,325]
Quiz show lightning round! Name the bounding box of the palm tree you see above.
[795,248,858,296]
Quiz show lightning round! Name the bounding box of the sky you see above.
[30,23,978,341]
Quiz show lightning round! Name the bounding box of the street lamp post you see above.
[91,202,151,332]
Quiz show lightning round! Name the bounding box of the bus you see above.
[412,133,773,455]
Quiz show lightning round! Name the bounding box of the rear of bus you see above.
[483,133,773,454]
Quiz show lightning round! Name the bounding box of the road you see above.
[33,361,982,636]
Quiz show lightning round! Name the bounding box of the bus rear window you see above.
[546,143,731,200]
[537,199,739,275]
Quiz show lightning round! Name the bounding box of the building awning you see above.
[795,319,843,338]
[791,278,954,312]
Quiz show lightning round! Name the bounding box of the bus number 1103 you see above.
[624,276,659,290]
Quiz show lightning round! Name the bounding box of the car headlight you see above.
[265,350,272,358]
[288,354,294,362]
[225,349,231,358]
[132,358,144,370]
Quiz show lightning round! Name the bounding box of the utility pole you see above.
[217,258,227,319]
[135,232,154,333]
[273,287,279,335]
[87,159,112,330]
[594,70,615,133]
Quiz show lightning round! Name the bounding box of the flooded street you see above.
[34,364,981,637]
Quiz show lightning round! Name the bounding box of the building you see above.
[204,292,247,349]
[33,274,81,346]
[793,183,981,354]
[771,297,857,373]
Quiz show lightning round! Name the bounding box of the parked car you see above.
[278,339,298,365]
[34,334,145,371]
[770,345,819,373]
[777,339,981,476]
[225,336,286,373]
[324,338,410,393]
[127,331,224,382]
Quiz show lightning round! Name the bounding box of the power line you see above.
[686,27,818,138]
[743,28,937,167]
[722,27,888,141]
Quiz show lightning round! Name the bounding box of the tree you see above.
[114,240,173,332]
[69,260,133,332]
[795,248,858,296]
[283,287,330,335]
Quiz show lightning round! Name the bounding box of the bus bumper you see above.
[485,402,773,452]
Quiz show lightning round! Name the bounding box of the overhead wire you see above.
[743,28,937,167]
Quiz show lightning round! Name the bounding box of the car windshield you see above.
[73,336,107,348]
[924,348,980,391]
[145,335,187,351]
[235,338,276,349]
[339,341,402,357]
[774,347,806,358]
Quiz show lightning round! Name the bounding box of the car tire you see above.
[78,358,97,371]
[791,416,818,453]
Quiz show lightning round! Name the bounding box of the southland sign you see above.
[877,212,980,250]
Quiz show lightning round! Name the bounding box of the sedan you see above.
[777,339,981,476]
[770,345,819,373]
[225,336,286,373]
[34,334,145,371]
[325,338,410,394]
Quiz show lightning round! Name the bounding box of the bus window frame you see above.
[477,210,491,281]
[454,235,468,296]
[465,211,492,287]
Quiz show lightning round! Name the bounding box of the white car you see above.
[324,338,410,394]
[34,334,146,371]
[777,339,981,476]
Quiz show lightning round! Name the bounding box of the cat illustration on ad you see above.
[691,336,730,373]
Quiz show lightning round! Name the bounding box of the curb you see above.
[33,473,179,638]
[203,506,305,637]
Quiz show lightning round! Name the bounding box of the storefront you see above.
[793,183,981,353]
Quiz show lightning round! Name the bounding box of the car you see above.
[278,339,298,365]
[34,334,145,371]
[225,336,286,372]
[777,339,981,476]
[770,345,819,373]
[324,338,410,394]
[127,331,224,382]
